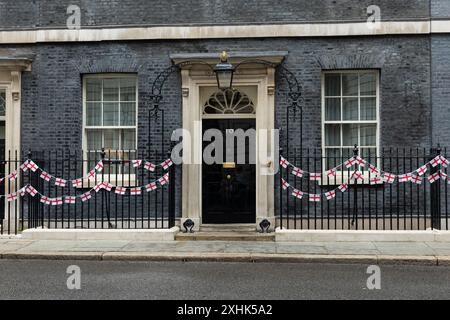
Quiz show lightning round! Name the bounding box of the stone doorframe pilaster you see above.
[172,52,286,231]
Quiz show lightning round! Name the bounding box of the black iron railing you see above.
[278,146,449,230]
[0,149,176,235]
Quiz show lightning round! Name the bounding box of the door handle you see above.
[226,174,231,180]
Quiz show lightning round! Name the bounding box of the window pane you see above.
[103,79,119,101]
[86,130,102,150]
[86,102,102,126]
[325,124,340,146]
[343,98,358,120]
[103,102,119,126]
[360,73,376,96]
[325,148,341,168]
[361,148,377,160]
[121,129,136,150]
[0,90,6,117]
[360,97,376,120]
[325,74,340,96]
[104,129,120,150]
[342,124,358,146]
[325,98,340,121]
[86,79,102,101]
[120,102,136,126]
[342,148,354,159]
[120,78,136,101]
[360,124,376,146]
[342,74,358,96]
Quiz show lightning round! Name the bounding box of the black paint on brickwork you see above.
[0,0,431,30]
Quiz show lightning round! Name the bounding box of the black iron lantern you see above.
[214,51,234,90]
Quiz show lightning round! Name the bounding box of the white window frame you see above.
[82,73,138,184]
[321,70,380,184]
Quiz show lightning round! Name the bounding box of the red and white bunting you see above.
[40,171,52,182]
[158,173,170,185]
[309,173,321,181]
[368,164,380,175]
[161,159,173,170]
[370,177,382,185]
[72,178,82,188]
[411,175,423,184]
[130,187,142,195]
[88,170,96,179]
[309,194,321,202]
[416,165,428,176]
[94,182,103,193]
[26,185,37,197]
[51,198,63,206]
[344,157,357,168]
[325,190,336,200]
[8,171,17,181]
[102,182,113,191]
[20,161,28,172]
[428,172,440,184]
[40,196,51,205]
[115,186,127,195]
[95,161,104,172]
[291,189,303,199]
[383,173,396,184]
[55,178,67,187]
[64,196,76,204]
[430,156,442,167]
[146,182,157,192]
[351,170,364,181]
[279,156,289,169]
[398,174,412,183]
[18,187,27,197]
[132,159,142,168]
[27,160,39,172]
[326,169,337,178]
[144,162,156,172]
[355,156,366,167]
[440,156,449,168]
[291,167,303,178]
[281,178,290,190]
[440,171,448,181]
[80,192,92,202]
[338,183,348,192]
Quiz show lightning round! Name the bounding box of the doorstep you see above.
[175,231,275,241]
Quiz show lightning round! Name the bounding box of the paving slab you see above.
[374,242,435,256]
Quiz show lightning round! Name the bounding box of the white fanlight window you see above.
[202,88,256,118]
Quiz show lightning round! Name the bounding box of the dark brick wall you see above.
[432,0,450,18]
[0,0,431,30]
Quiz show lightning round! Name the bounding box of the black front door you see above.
[202,119,256,224]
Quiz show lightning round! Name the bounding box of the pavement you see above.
[1,237,450,265]
[1,260,450,299]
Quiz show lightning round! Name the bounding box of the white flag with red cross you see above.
[26,185,38,197]
[325,190,336,200]
[55,178,67,187]
[94,182,103,193]
[80,191,92,202]
[40,196,51,205]
[309,194,321,202]
[40,171,52,182]
[291,189,303,199]
[64,196,76,204]
[158,173,170,185]
[309,173,321,181]
[344,157,357,168]
[383,172,396,184]
[411,175,423,184]
[370,177,382,185]
[368,164,380,175]
[146,182,157,192]
[351,170,364,181]
[338,183,349,192]
[8,171,17,181]
[440,156,450,168]
[355,156,366,167]
[130,187,142,195]
[326,169,337,178]
[7,192,17,202]
[95,161,104,172]
[102,182,113,191]
[291,167,303,178]
[26,160,39,172]
[72,178,82,188]
[20,161,28,172]
[416,165,428,176]
[279,156,289,169]
[440,171,448,181]
[132,159,142,168]
[51,198,63,206]
[144,162,156,172]
[398,174,412,183]
[18,187,27,197]
[161,159,173,170]
[281,178,290,190]
[428,172,440,183]
[115,186,126,195]
[430,156,442,167]
[88,170,96,179]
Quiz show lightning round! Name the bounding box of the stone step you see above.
[175,231,275,242]
[199,224,256,232]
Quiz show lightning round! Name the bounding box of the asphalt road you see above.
[0,260,449,300]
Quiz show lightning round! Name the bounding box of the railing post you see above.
[352,144,359,229]
[168,146,175,228]
[430,145,441,230]
[279,146,283,230]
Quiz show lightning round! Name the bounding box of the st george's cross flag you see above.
[279,156,289,169]
[291,189,303,199]
[64,196,76,204]
[383,172,396,184]
[281,178,290,190]
[146,182,157,192]
[325,190,336,200]
[132,159,142,168]
[80,191,92,202]
[416,165,428,176]
[115,186,126,195]
[144,162,156,172]
[55,178,67,187]
[411,175,423,184]
[338,183,349,192]
[428,172,441,184]
[95,161,104,172]
[398,174,412,183]
[291,167,303,178]
[308,194,321,202]
[72,178,82,188]
[158,173,170,185]
[40,171,52,182]
[130,187,142,195]
[161,159,173,170]
[309,173,321,181]
[26,185,38,197]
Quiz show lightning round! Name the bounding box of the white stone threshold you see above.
[275,228,450,242]
[21,227,179,241]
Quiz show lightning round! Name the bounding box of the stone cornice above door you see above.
[170,51,288,66]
